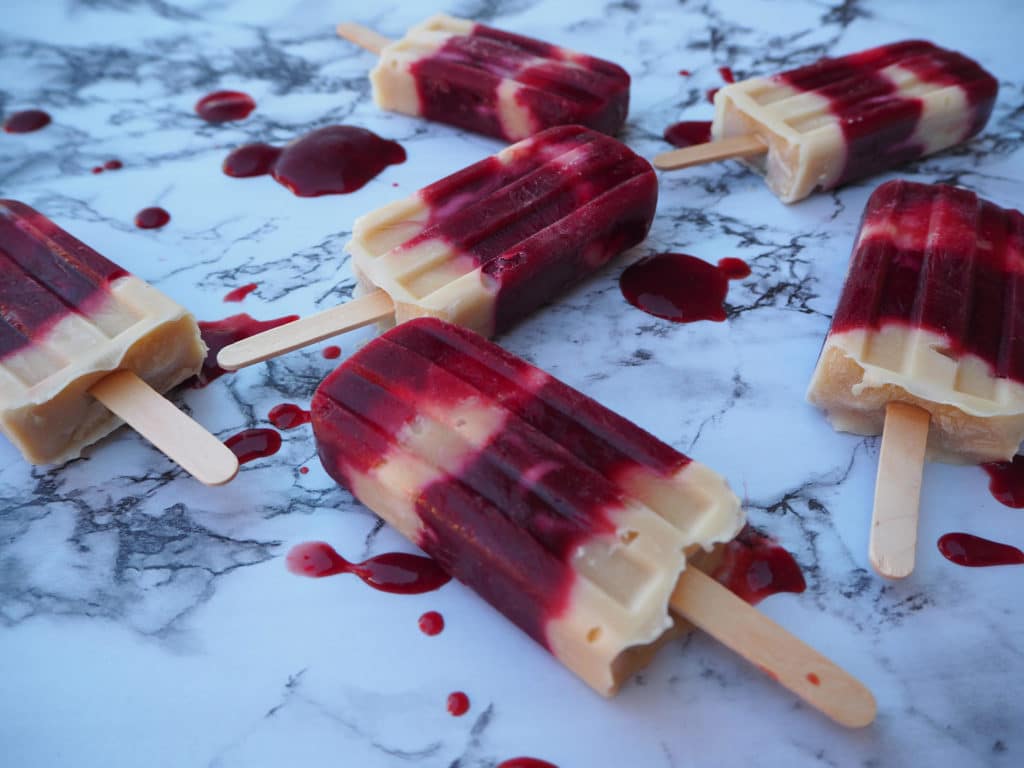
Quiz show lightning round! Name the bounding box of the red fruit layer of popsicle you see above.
[0,200,127,359]
[777,40,996,188]
[313,318,741,694]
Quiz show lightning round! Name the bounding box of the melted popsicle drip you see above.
[937,533,1024,567]
[286,541,452,594]
[619,253,750,323]
[192,313,300,387]
[223,126,405,196]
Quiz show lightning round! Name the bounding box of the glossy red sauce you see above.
[446,691,470,716]
[982,455,1024,508]
[322,345,342,360]
[192,313,300,387]
[268,403,311,430]
[224,126,405,196]
[620,253,750,323]
[3,109,51,133]
[195,90,256,123]
[224,428,282,464]
[663,120,711,148]
[418,610,445,636]
[713,525,807,605]
[937,533,1024,567]
[286,541,452,594]
[223,282,258,302]
[134,207,170,229]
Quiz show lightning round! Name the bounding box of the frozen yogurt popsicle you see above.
[0,200,237,484]
[337,14,630,141]
[655,41,998,203]
[311,317,876,727]
[218,125,657,370]
[807,180,1024,576]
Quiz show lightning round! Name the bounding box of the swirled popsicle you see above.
[655,41,998,203]
[337,14,630,141]
[310,317,877,727]
[0,200,237,484]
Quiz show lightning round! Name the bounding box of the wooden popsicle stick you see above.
[336,22,394,55]
[869,401,931,579]
[671,568,877,728]
[652,134,768,171]
[216,289,396,371]
[89,370,239,486]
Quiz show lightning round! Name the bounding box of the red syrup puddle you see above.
[663,120,711,148]
[195,90,256,123]
[3,109,51,133]
[105,159,122,170]
[418,610,444,636]
[937,533,1024,567]
[223,125,405,196]
[713,525,806,605]
[191,313,300,387]
[286,541,452,594]
[620,253,750,323]
[981,455,1024,508]
[498,759,558,768]
[223,282,258,302]
[706,87,720,103]
[268,403,310,430]
[322,345,341,360]
[447,691,470,717]
[224,427,282,465]
[134,207,170,229]
[91,166,104,174]
[718,66,736,83]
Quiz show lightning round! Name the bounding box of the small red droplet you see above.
[806,672,821,686]
[418,611,445,636]
[322,345,342,360]
[299,466,309,475]
[135,207,170,229]
[447,691,469,716]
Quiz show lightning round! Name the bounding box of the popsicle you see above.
[217,125,657,370]
[0,200,238,484]
[807,180,1024,577]
[312,317,877,727]
[654,41,998,203]
[336,14,630,141]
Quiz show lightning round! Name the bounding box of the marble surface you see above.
[2,0,1023,765]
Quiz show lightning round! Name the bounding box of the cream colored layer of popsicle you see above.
[807,325,1024,463]
[347,194,500,336]
[0,276,206,465]
[370,14,540,141]
[341,376,743,696]
[711,64,977,203]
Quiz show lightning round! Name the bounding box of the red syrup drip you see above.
[134,207,170,229]
[706,87,720,104]
[224,427,282,465]
[982,455,1024,508]
[418,610,444,636]
[223,282,258,302]
[105,159,122,170]
[713,525,806,605]
[286,541,452,594]
[663,120,711,148]
[718,66,736,83]
[937,533,1024,567]
[446,692,470,717]
[195,90,256,123]
[223,126,405,197]
[299,466,309,474]
[192,313,300,387]
[497,760,558,768]
[91,166,103,174]
[806,673,821,686]
[322,345,341,360]
[678,69,691,76]
[3,109,51,133]
[268,403,311,430]
[620,253,750,323]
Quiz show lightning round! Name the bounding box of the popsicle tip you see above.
[335,22,391,54]
[837,684,878,729]
[869,551,915,580]
[194,447,240,486]
[215,343,248,372]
